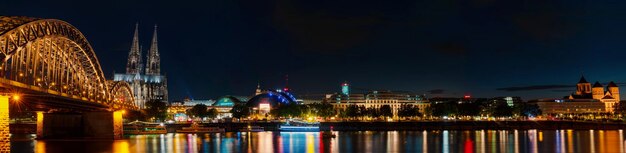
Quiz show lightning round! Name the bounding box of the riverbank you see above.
[11,120,626,134]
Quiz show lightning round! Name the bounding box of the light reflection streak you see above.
[167,133,174,153]
[480,130,485,153]
[499,130,506,152]
[567,130,573,153]
[514,130,519,153]
[599,130,605,153]
[539,131,543,142]
[387,131,398,152]
[35,140,45,153]
[160,134,165,153]
[491,130,496,153]
[332,131,339,153]
[619,130,624,153]
[423,130,428,153]
[113,140,129,153]
[152,135,158,152]
[443,130,449,153]
[528,130,538,153]
[590,130,595,153]
[306,132,314,153]
[560,130,565,153]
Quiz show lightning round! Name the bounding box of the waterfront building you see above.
[564,76,619,112]
[247,90,298,115]
[325,82,430,116]
[113,24,168,109]
[529,99,606,115]
[212,96,249,118]
[168,98,216,121]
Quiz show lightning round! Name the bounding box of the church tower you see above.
[126,23,142,74]
[576,76,591,95]
[145,25,161,75]
[592,81,604,100]
[608,81,620,101]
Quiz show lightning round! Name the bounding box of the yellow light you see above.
[12,95,20,101]
[121,110,126,114]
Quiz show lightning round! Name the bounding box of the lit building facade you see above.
[247,90,298,115]
[529,99,606,115]
[212,96,249,118]
[113,24,168,109]
[325,82,430,116]
[565,76,619,112]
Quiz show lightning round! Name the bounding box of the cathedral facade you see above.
[113,24,168,109]
[566,76,619,112]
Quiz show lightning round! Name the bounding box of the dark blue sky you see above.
[3,0,626,100]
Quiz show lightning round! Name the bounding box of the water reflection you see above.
[8,130,626,153]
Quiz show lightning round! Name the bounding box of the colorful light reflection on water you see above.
[9,130,626,153]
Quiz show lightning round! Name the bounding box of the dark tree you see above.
[379,105,393,118]
[457,102,480,116]
[207,108,218,119]
[516,103,542,117]
[271,103,303,118]
[492,102,513,117]
[614,101,626,115]
[308,102,335,118]
[345,105,360,119]
[365,107,380,118]
[398,104,422,118]
[144,99,168,122]
[230,103,250,119]
[187,104,208,119]
[431,102,458,117]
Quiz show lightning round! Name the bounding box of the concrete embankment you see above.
[12,121,626,134]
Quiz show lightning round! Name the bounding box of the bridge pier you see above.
[36,111,124,139]
[0,96,9,152]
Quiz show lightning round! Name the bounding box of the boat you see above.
[176,122,225,133]
[124,121,167,135]
[239,125,265,132]
[279,120,320,132]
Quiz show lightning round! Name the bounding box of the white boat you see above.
[279,121,320,132]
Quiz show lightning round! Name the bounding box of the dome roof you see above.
[246,91,297,107]
[214,95,244,107]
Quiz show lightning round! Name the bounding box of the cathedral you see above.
[566,76,619,112]
[113,24,168,109]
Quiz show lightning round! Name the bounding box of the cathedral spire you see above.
[146,24,161,75]
[126,23,142,74]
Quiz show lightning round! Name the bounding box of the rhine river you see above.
[9,130,626,153]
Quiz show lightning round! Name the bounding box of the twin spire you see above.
[126,23,160,75]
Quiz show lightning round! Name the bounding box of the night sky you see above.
[3,0,626,101]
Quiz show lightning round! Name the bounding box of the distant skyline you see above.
[4,0,626,100]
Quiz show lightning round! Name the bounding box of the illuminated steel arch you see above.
[0,16,137,110]
[109,81,135,109]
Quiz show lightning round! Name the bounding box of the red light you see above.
[283,88,289,91]
[464,95,471,98]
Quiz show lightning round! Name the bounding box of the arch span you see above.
[0,16,137,110]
